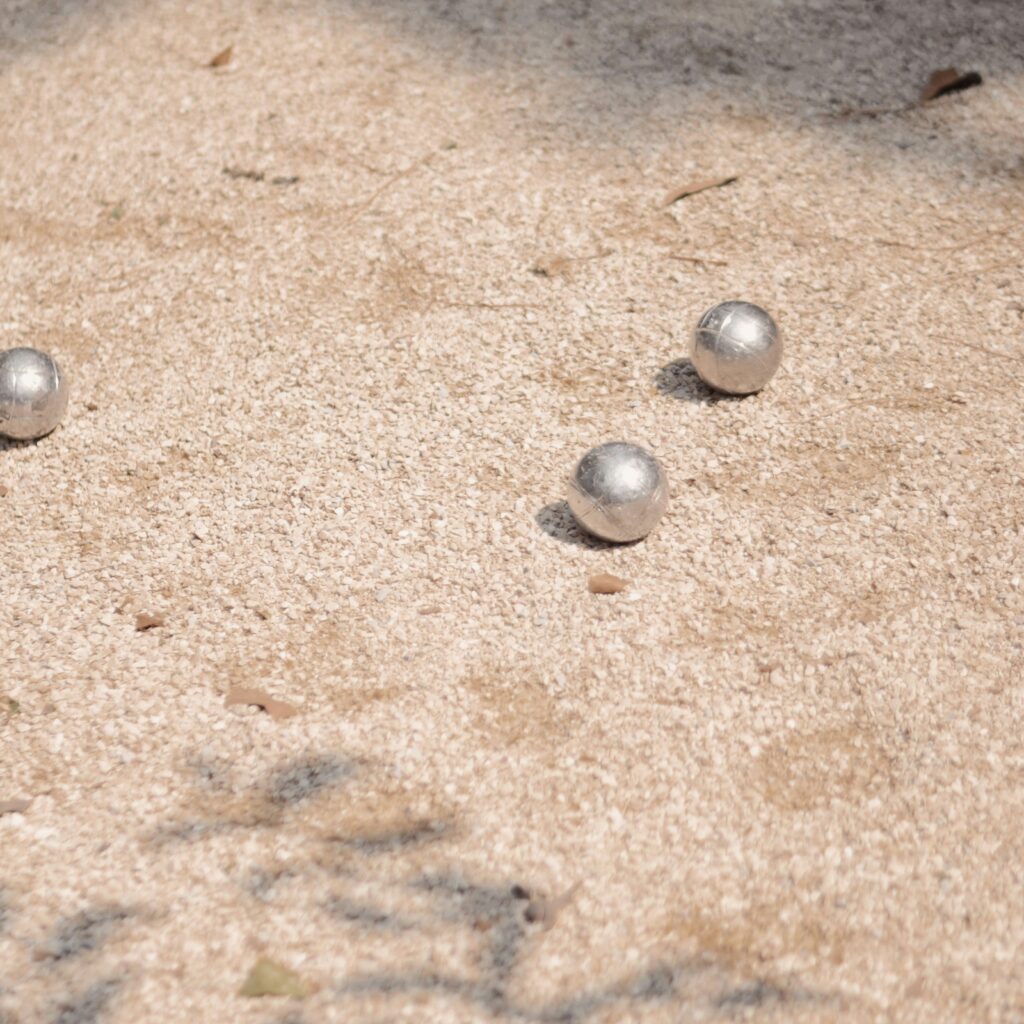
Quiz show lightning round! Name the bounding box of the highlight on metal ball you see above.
[692,300,781,395]
[567,441,669,544]
[0,347,70,441]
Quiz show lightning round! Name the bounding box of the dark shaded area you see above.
[51,979,119,1024]
[150,818,243,845]
[0,437,41,453]
[654,359,742,405]
[531,963,680,1022]
[321,0,1023,180]
[152,753,355,845]
[188,755,232,792]
[344,969,472,1000]
[340,957,825,1021]
[327,818,450,855]
[268,754,353,805]
[535,501,621,550]
[0,0,1019,172]
[247,866,296,901]
[329,868,833,1020]
[342,960,707,1021]
[45,907,130,962]
[412,873,533,984]
[716,979,790,1009]
[324,896,413,931]
[222,166,301,186]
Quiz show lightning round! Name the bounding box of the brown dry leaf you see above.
[530,257,564,277]
[0,799,31,816]
[920,68,982,103]
[662,176,737,207]
[135,611,165,631]
[208,45,233,68]
[225,686,298,721]
[588,573,629,595]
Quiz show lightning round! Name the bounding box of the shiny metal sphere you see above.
[0,347,69,440]
[692,301,781,395]
[567,441,668,543]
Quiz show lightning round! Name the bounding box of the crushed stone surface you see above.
[1,0,1023,1021]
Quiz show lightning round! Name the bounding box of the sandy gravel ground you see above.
[2,1,1023,1021]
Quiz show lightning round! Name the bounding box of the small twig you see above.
[440,301,541,311]
[837,69,981,119]
[960,339,1022,363]
[812,393,957,421]
[863,225,1017,254]
[662,175,737,206]
[531,248,612,277]
[225,686,298,721]
[343,154,432,226]
[664,253,728,267]
[835,103,915,119]
[813,398,887,421]
[935,258,1021,283]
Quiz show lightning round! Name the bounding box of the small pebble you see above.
[588,573,629,595]
[134,612,166,631]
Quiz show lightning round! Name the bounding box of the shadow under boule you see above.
[535,499,636,550]
[654,359,746,404]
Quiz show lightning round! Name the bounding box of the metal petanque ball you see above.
[567,441,669,543]
[0,347,69,440]
[692,300,781,395]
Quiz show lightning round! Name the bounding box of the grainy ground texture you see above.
[2,0,1023,1021]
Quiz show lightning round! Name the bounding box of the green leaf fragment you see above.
[238,957,309,999]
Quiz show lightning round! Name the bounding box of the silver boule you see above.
[0,347,69,440]
[567,441,668,543]
[692,300,781,395]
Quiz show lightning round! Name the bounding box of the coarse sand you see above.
[1,0,1023,1021]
